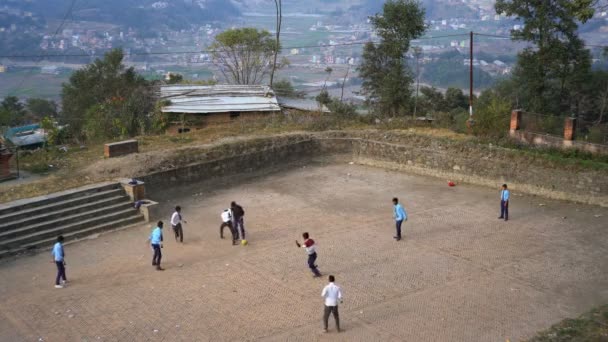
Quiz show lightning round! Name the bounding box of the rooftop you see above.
[160,85,281,114]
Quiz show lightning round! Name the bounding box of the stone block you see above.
[120,179,145,201]
[104,140,138,158]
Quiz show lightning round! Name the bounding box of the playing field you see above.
[1,163,607,341]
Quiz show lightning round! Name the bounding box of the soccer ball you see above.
[241,239,248,246]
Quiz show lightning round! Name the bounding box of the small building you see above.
[160,85,281,133]
[4,124,47,149]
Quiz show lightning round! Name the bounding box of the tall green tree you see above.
[210,28,279,85]
[495,0,596,115]
[358,0,426,116]
[26,98,58,119]
[0,96,26,126]
[61,48,154,140]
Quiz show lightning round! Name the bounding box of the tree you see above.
[358,0,426,116]
[1,96,26,126]
[495,0,596,115]
[61,48,155,140]
[210,28,279,85]
[26,98,57,119]
[273,79,303,98]
[444,88,468,111]
[166,73,183,84]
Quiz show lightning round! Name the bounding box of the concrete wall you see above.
[317,131,607,207]
[135,131,607,207]
[139,134,318,192]
[510,130,608,156]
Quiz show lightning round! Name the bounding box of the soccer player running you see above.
[170,206,187,243]
[149,221,164,271]
[392,197,408,241]
[296,232,322,278]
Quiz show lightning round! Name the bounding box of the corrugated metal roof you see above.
[160,85,281,114]
[277,97,330,113]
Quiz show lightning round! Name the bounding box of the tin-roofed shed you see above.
[160,85,281,133]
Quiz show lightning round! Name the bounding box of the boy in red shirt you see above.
[296,232,322,278]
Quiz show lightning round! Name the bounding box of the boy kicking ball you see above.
[296,232,322,278]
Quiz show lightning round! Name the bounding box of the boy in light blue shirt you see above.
[148,221,164,271]
[499,184,510,221]
[392,197,408,241]
[52,235,67,288]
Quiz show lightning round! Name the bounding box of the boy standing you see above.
[296,232,322,277]
[149,221,164,271]
[170,206,187,243]
[499,184,510,221]
[392,197,408,241]
[220,208,238,245]
[52,235,67,288]
[322,275,342,333]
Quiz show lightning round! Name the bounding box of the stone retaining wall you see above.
[137,131,608,207]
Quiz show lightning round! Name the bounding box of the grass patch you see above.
[525,305,608,342]
[1,113,606,203]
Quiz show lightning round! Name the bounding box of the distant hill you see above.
[2,0,241,31]
[348,0,478,20]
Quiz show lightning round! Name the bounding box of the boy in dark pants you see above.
[392,197,408,241]
[231,201,246,240]
[499,184,510,221]
[296,232,322,277]
[52,235,67,288]
[322,275,343,333]
[170,206,186,243]
[148,221,164,271]
[220,208,238,245]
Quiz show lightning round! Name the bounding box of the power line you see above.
[8,0,79,95]
[0,34,470,59]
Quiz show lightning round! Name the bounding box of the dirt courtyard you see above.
[1,162,607,342]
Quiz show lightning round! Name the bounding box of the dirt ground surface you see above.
[1,162,607,342]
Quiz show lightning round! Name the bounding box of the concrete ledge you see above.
[138,200,160,222]
[104,140,138,158]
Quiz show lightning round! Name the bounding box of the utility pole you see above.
[269,0,282,88]
[413,47,422,119]
[469,31,473,118]
[467,31,475,129]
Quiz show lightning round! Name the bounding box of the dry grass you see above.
[0,115,468,204]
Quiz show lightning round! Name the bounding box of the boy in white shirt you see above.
[220,208,238,245]
[170,206,187,243]
[321,275,342,333]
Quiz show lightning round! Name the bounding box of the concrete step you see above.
[0,206,141,247]
[0,182,120,217]
[0,215,144,258]
[0,195,130,232]
[0,188,126,224]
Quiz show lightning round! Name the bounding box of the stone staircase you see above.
[0,182,145,258]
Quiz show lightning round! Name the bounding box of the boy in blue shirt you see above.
[499,184,510,221]
[52,235,67,288]
[149,221,164,271]
[392,197,408,241]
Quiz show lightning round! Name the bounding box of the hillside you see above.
[2,0,241,31]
